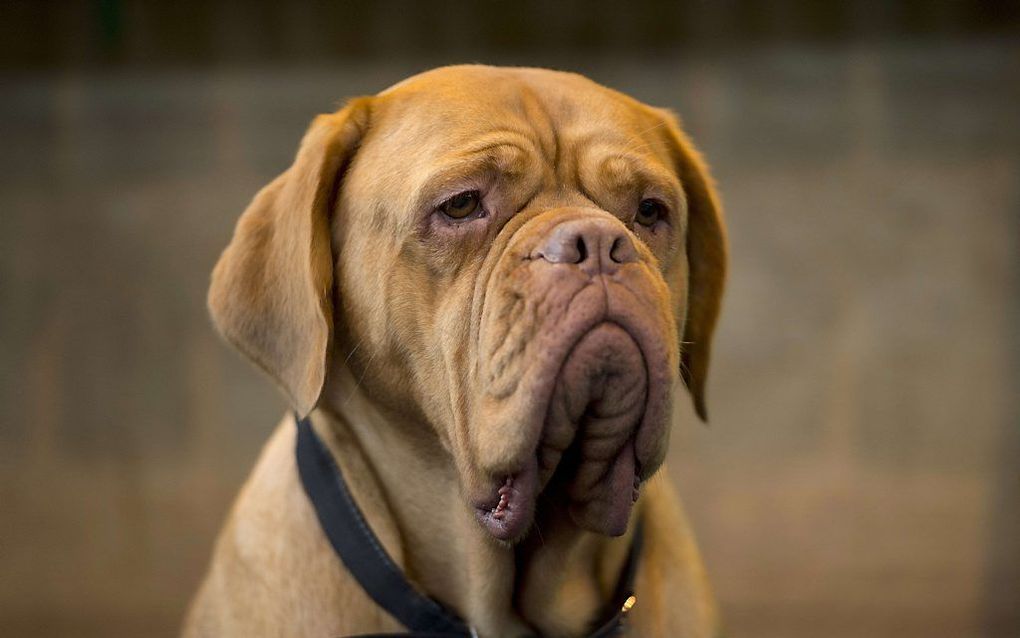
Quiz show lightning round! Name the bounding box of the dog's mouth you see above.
[473,457,539,541]
[473,320,659,542]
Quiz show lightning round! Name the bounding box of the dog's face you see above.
[209,66,726,542]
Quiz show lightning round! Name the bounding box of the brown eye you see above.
[438,190,482,220]
[635,198,665,227]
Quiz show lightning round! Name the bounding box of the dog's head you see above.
[209,66,726,542]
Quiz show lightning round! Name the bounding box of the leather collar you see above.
[295,414,644,637]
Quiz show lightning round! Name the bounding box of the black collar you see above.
[295,414,644,638]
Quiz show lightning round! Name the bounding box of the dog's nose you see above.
[532,217,638,274]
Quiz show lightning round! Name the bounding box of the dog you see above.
[184,65,727,638]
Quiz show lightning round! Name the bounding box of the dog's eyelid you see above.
[636,182,683,222]
[417,160,505,210]
[432,187,482,209]
[418,174,489,215]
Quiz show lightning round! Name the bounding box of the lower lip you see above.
[474,456,538,542]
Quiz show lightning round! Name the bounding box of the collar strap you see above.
[295,414,643,637]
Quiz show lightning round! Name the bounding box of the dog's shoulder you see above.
[182,417,403,637]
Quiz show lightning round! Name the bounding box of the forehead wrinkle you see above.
[573,129,679,186]
[516,83,559,165]
[379,91,541,165]
[408,72,557,161]
[450,131,538,160]
[597,153,678,191]
[432,142,533,189]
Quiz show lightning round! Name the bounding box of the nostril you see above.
[575,236,588,264]
[609,235,636,264]
[609,237,624,263]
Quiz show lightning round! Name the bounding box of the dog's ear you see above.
[656,109,728,421]
[208,98,371,417]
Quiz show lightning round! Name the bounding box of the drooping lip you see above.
[540,322,647,473]
[550,322,648,535]
[473,456,538,541]
[471,279,675,541]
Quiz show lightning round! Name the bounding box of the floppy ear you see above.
[658,110,728,421]
[208,98,371,417]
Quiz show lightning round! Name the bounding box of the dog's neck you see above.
[318,365,636,637]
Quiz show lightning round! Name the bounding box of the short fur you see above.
[185,65,727,638]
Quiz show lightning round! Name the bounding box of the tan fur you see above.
[186,65,727,637]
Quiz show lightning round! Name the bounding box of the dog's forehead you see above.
[372,65,656,148]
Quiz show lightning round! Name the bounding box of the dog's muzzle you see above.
[472,210,677,541]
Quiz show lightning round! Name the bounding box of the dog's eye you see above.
[635,198,666,227]
[438,191,482,220]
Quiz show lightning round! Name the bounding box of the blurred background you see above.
[1,2,1018,637]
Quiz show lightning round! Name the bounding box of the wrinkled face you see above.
[333,68,695,541]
